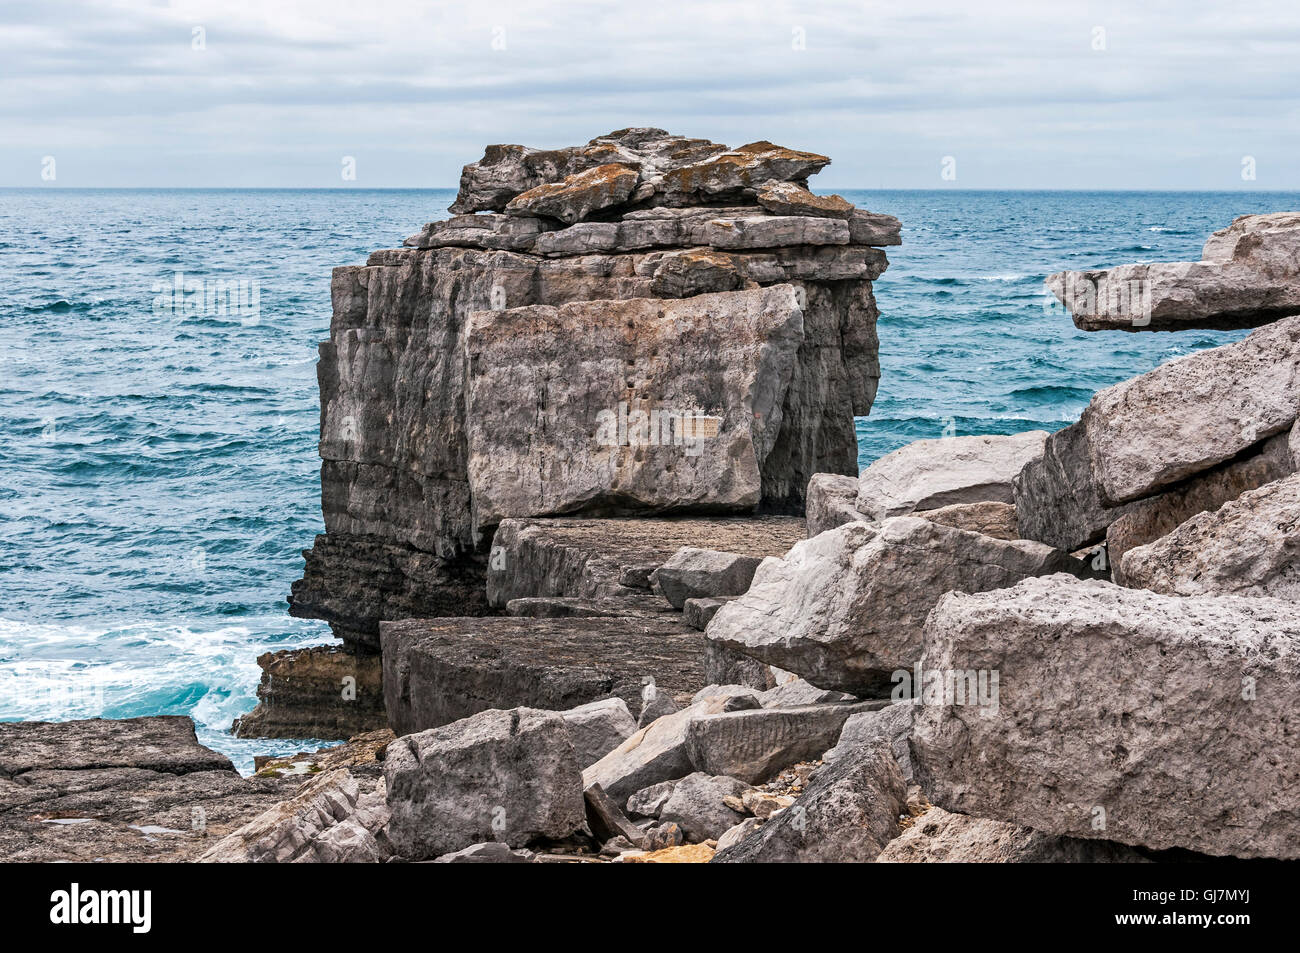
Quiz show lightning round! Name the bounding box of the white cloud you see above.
[2,0,1299,187]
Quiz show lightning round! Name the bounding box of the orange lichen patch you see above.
[510,163,638,203]
[622,842,716,863]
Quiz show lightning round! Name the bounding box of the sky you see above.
[2,0,1299,189]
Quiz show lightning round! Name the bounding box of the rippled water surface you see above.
[2,187,1295,770]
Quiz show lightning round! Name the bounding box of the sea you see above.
[2,188,1295,772]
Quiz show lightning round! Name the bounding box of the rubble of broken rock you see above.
[9,142,1300,865]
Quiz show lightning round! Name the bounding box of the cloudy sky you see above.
[3,0,1298,189]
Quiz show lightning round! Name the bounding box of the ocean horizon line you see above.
[5,185,1300,195]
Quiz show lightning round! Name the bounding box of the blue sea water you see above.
[2,187,1296,772]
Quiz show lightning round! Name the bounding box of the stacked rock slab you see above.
[290,129,899,653]
[1047,212,1300,331]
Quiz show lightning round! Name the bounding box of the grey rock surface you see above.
[823,702,916,782]
[380,615,704,736]
[916,500,1019,540]
[711,737,906,863]
[560,698,638,769]
[912,575,1300,859]
[705,517,1085,694]
[1120,472,1300,597]
[650,547,765,610]
[684,702,880,783]
[657,772,752,842]
[878,807,1151,863]
[804,472,866,537]
[1047,212,1300,332]
[683,596,735,630]
[384,707,587,860]
[855,432,1047,518]
[1107,431,1294,583]
[1083,315,1300,504]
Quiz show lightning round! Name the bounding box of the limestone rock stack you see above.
[287,128,900,656]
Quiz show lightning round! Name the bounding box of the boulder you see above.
[823,702,915,782]
[685,703,879,783]
[384,707,587,860]
[756,182,854,219]
[583,694,736,802]
[560,698,638,768]
[486,515,806,608]
[715,817,763,852]
[583,784,647,847]
[704,517,1085,695]
[757,678,855,708]
[657,772,752,841]
[912,575,1300,859]
[711,737,907,863]
[464,286,804,534]
[504,163,641,224]
[805,472,866,536]
[848,209,905,246]
[380,615,704,736]
[1083,315,1300,504]
[1119,472,1300,598]
[1107,430,1294,582]
[1013,420,1139,551]
[636,684,680,728]
[626,780,678,818]
[683,596,735,630]
[650,547,765,610]
[1046,212,1300,332]
[878,808,1151,863]
[856,432,1047,518]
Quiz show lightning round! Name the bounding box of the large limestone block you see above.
[1047,212,1300,332]
[1119,472,1300,597]
[650,547,764,610]
[756,182,854,219]
[582,695,734,802]
[684,703,878,783]
[912,575,1300,859]
[917,501,1019,540]
[1012,420,1139,552]
[464,286,804,533]
[877,808,1150,863]
[1084,316,1300,504]
[1107,431,1294,582]
[711,737,906,863]
[805,472,866,537]
[696,215,849,249]
[704,518,1084,695]
[560,698,638,769]
[856,432,1047,518]
[384,707,587,859]
[657,140,831,205]
[380,616,704,736]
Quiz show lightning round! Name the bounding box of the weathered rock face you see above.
[1047,212,1300,332]
[655,772,752,842]
[1119,472,1300,598]
[684,702,878,783]
[823,702,915,782]
[380,616,705,736]
[291,129,897,653]
[201,768,391,864]
[705,518,1085,695]
[560,698,638,769]
[1084,316,1300,505]
[912,575,1300,859]
[804,472,865,537]
[384,707,587,860]
[1107,431,1295,582]
[0,717,296,862]
[711,737,907,863]
[916,500,1019,540]
[855,432,1047,518]
[465,287,803,533]
[877,807,1151,863]
[486,515,806,608]
[232,645,386,740]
